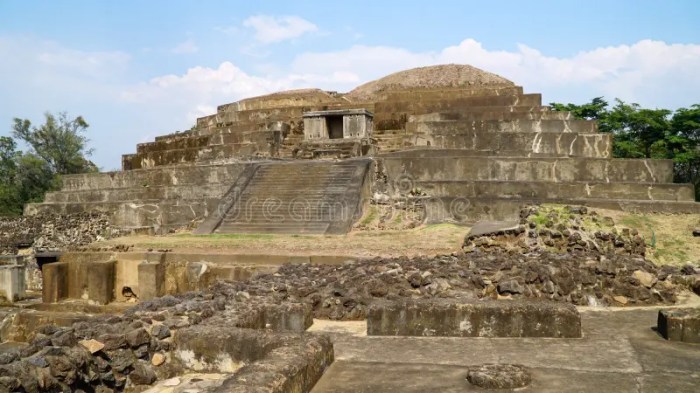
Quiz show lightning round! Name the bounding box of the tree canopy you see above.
[0,112,96,216]
[12,112,96,175]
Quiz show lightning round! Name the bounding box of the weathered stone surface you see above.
[658,308,700,343]
[467,220,520,238]
[41,262,69,303]
[632,270,656,288]
[211,333,334,393]
[0,212,127,254]
[0,264,26,302]
[466,364,532,389]
[367,299,582,338]
[138,261,164,301]
[125,328,151,348]
[150,324,171,340]
[129,362,157,385]
[151,353,165,366]
[79,339,105,354]
[87,260,115,304]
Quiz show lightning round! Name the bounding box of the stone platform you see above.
[367,299,581,338]
[310,307,700,393]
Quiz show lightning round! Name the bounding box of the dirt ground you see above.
[97,206,700,266]
[98,223,467,258]
[597,207,700,266]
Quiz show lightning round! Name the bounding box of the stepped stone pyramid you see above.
[25,64,700,234]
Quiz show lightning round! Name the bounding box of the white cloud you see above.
[4,34,700,170]
[0,35,133,170]
[121,62,289,124]
[120,38,700,138]
[171,38,199,54]
[288,39,700,108]
[242,15,318,44]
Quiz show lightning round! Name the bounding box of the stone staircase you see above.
[202,159,372,234]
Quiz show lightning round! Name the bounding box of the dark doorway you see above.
[326,116,344,139]
[36,252,61,270]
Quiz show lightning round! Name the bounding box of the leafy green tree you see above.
[1,112,96,216]
[12,112,97,175]
[0,136,18,181]
[0,137,21,216]
[14,153,58,205]
[669,105,700,193]
[550,97,609,122]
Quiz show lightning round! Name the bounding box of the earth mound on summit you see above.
[345,63,515,101]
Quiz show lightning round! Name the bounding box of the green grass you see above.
[653,247,689,262]
[359,206,379,226]
[619,214,657,231]
[178,233,285,240]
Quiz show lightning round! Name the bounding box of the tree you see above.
[0,112,97,216]
[669,105,700,193]
[550,97,609,122]
[0,136,18,182]
[12,112,97,175]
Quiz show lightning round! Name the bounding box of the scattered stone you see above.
[51,330,77,347]
[466,364,531,389]
[467,220,520,238]
[151,353,166,366]
[79,339,105,354]
[632,270,656,288]
[613,295,629,305]
[692,228,700,237]
[0,351,19,365]
[681,264,698,275]
[129,362,157,385]
[150,324,171,340]
[497,280,523,295]
[162,377,181,387]
[98,333,126,351]
[125,328,151,348]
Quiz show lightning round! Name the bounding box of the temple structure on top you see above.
[24,64,700,234]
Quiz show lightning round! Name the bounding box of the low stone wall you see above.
[367,299,581,338]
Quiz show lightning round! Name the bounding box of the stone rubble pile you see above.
[235,251,697,321]
[0,213,128,254]
[0,283,300,392]
[464,205,647,256]
[0,249,698,391]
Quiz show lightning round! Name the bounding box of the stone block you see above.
[144,252,165,264]
[0,265,26,302]
[262,303,314,332]
[42,262,69,303]
[138,261,164,301]
[174,325,333,391]
[87,261,115,305]
[367,299,582,338]
[657,309,700,343]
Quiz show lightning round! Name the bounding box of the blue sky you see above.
[1,0,699,170]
